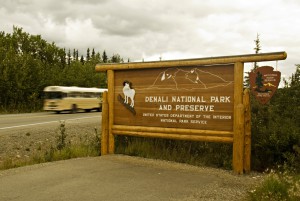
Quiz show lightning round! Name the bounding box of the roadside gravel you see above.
[0,117,101,162]
[106,155,264,201]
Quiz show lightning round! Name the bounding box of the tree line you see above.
[0,27,123,112]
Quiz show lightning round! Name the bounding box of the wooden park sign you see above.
[249,66,281,104]
[115,64,234,131]
[96,51,287,174]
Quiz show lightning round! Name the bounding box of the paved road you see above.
[0,155,260,201]
[0,112,101,135]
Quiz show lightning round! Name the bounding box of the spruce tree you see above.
[253,33,261,70]
[67,49,71,65]
[61,48,66,67]
[73,49,76,61]
[102,50,108,63]
[86,48,90,61]
[80,55,84,64]
[244,33,262,88]
[92,48,95,59]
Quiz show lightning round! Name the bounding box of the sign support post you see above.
[233,62,245,174]
[243,88,251,173]
[107,70,115,154]
[101,91,109,155]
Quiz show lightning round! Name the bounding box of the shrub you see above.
[248,170,300,201]
[251,81,300,172]
[115,136,232,169]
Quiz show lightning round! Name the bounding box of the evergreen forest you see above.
[0,27,122,112]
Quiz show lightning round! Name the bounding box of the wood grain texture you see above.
[112,130,233,143]
[243,89,251,173]
[113,125,233,136]
[107,70,115,154]
[96,52,287,71]
[232,62,245,174]
[233,104,245,174]
[101,91,108,155]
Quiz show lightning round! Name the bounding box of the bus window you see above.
[45,92,63,99]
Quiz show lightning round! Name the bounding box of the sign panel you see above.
[114,64,234,131]
[249,66,281,104]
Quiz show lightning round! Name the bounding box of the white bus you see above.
[43,86,107,113]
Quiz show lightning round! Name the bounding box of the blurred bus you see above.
[43,86,107,113]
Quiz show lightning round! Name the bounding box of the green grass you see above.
[248,171,300,201]
[0,143,100,171]
[0,122,101,171]
[115,136,233,169]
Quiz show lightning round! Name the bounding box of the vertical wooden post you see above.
[233,104,245,174]
[243,89,251,173]
[233,62,245,174]
[101,91,109,155]
[107,70,115,154]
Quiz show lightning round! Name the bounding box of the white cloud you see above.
[0,0,299,78]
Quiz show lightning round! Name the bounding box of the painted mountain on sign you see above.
[148,68,233,90]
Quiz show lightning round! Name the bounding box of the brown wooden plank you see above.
[112,130,233,143]
[95,52,287,71]
[113,125,233,136]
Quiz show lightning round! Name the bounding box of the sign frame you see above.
[96,51,287,174]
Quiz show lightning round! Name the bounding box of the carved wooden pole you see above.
[107,70,115,154]
[101,91,108,155]
[243,89,251,173]
[233,62,245,174]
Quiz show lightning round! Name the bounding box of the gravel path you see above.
[0,155,264,201]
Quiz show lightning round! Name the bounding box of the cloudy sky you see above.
[1,0,299,80]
